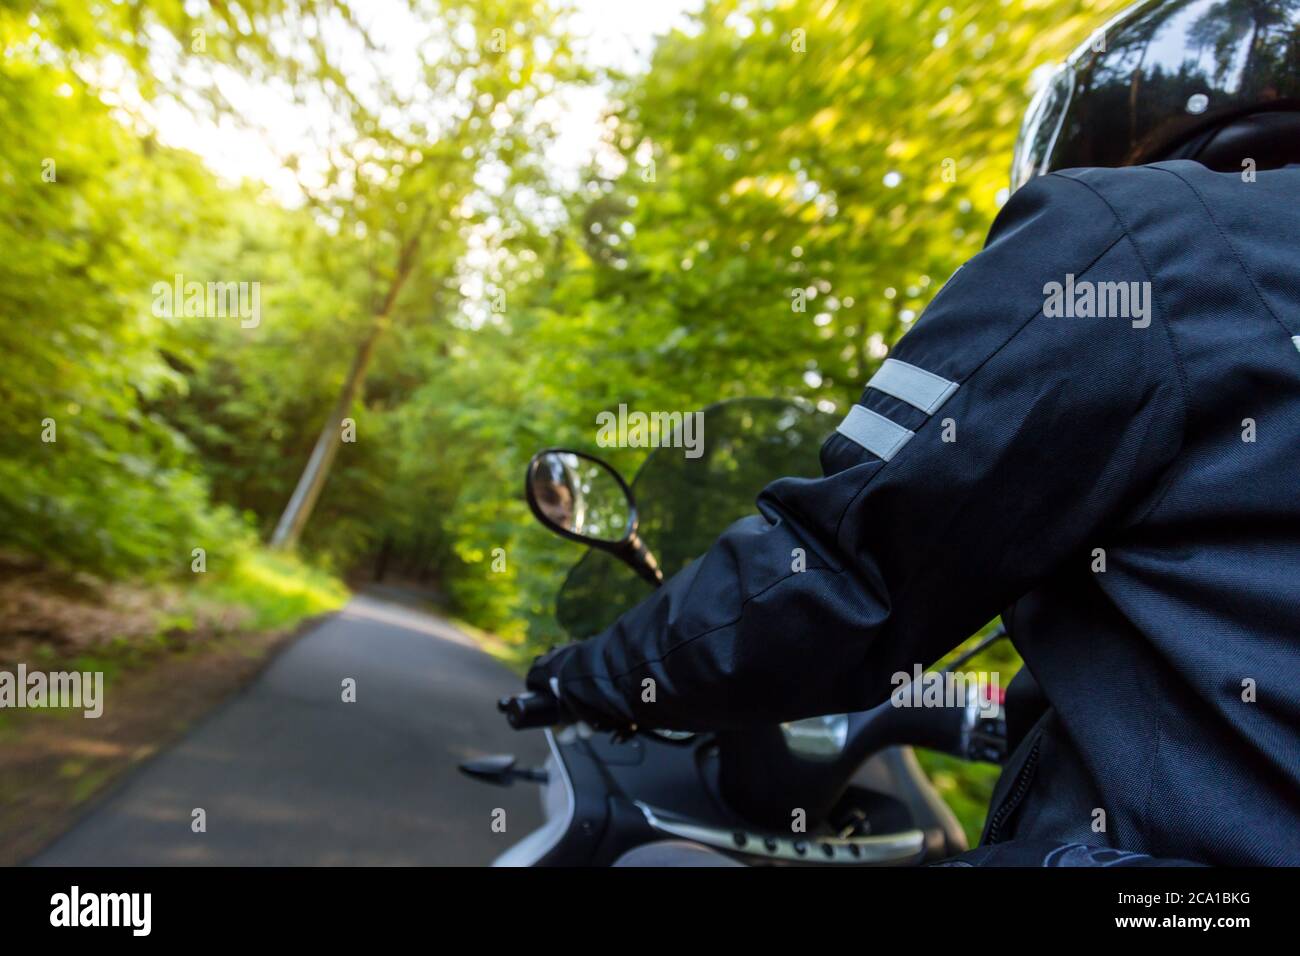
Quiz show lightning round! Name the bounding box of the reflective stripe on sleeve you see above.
[866,358,958,414]
[835,405,914,462]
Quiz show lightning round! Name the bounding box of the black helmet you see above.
[1012,0,1300,190]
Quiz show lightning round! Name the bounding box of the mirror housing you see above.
[525,449,664,587]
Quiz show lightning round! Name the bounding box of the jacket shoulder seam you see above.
[1047,170,1191,527]
[1149,163,1298,340]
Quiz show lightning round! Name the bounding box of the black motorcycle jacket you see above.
[532,161,1300,865]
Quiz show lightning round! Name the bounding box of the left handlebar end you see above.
[498,691,562,729]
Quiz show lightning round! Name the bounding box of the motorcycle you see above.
[461,398,1008,866]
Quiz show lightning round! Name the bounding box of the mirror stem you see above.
[623,533,664,587]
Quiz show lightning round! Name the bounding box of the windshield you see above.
[554,397,833,639]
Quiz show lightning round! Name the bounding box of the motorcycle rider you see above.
[528,0,1300,865]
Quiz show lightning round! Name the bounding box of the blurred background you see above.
[1,0,1127,861]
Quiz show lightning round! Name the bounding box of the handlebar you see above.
[498,691,562,729]
[497,681,1005,763]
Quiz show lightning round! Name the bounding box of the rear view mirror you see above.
[526,450,633,544]
[525,449,663,587]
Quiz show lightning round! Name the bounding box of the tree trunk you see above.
[270,320,384,549]
[271,226,425,550]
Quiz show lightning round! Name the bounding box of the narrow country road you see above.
[30,594,547,866]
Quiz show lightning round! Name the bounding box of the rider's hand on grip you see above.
[525,645,632,734]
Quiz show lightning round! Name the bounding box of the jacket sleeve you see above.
[541,171,1187,731]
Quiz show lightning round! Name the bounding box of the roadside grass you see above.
[0,545,350,861]
[203,549,350,632]
[1,546,348,692]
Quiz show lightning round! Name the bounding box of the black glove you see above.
[526,644,633,733]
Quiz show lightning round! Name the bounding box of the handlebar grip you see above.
[498,691,562,729]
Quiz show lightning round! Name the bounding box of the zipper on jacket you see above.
[984,738,1041,844]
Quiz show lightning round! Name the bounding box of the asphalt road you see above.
[31,594,547,866]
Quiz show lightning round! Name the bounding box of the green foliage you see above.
[0,19,235,575]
